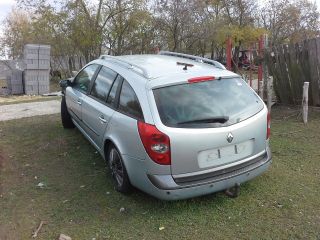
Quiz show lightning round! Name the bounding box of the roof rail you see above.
[159,51,226,70]
[99,55,151,78]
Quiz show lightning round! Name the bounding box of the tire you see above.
[61,96,75,129]
[107,145,131,193]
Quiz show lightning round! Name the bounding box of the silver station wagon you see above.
[60,51,272,200]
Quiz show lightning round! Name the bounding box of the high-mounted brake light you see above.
[188,76,215,83]
[267,112,271,139]
[138,121,171,165]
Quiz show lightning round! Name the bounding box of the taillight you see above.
[188,76,215,83]
[267,112,271,139]
[138,121,171,165]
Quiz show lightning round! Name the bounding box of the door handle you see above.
[99,116,107,123]
[77,99,82,105]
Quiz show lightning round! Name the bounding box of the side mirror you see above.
[72,71,78,77]
[59,79,71,88]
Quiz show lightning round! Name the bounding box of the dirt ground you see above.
[0,100,60,121]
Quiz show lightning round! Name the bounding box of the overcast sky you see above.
[0,0,16,20]
[1,0,320,37]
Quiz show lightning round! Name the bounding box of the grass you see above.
[0,106,319,239]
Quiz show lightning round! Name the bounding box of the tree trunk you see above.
[210,41,215,59]
[232,44,241,72]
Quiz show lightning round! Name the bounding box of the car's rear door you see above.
[66,64,99,124]
[81,66,120,148]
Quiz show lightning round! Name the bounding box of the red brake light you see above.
[138,121,171,165]
[188,76,215,83]
[267,112,271,139]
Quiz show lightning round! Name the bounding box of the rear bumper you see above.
[139,148,271,200]
[150,150,270,189]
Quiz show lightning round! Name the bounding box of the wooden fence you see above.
[266,38,320,106]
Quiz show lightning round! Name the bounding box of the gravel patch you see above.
[0,100,60,121]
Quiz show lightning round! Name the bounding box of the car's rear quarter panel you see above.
[105,111,172,187]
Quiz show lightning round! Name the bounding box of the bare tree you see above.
[260,0,320,45]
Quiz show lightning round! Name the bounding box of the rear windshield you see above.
[153,78,264,128]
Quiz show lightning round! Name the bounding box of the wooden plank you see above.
[291,43,304,104]
[267,76,273,112]
[267,37,320,106]
[316,38,320,106]
[266,47,280,103]
[267,48,276,97]
[288,43,298,104]
[301,40,312,105]
[307,38,320,106]
[272,46,284,103]
[302,82,309,124]
[283,44,294,104]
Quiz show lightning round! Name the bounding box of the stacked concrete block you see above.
[7,70,24,94]
[0,77,9,95]
[23,44,51,95]
[23,69,50,94]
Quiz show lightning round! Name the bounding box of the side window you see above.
[73,64,99,93]
[118,80,143,120]
[90,66,117,102]
[106,75,122,106]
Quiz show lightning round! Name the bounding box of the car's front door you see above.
[66,64,100,124]
[81,66,121,148]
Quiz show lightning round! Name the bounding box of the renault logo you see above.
[227,133,234,143]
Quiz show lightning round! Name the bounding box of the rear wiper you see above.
[177,116,229,125]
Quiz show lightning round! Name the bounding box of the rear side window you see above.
[73,64,99,93]
[153,78,264,128]
[106,75,122,106]
[118,80,143,120]
[91,66,117,101]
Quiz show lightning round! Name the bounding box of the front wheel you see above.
[108,145,131,193]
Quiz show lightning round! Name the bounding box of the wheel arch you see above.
[103,137,124,163]
[103,138,114,160]
[103,137,134,187]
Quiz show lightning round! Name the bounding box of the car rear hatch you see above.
[151,76,267,176]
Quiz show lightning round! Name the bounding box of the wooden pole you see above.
[249,44,253,87]
[302,82,309,124]
[226,37,232,71]
[263,34,270,104]
[267,76,273,112]
[258,35,264,98]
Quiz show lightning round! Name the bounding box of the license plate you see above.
[197,139,254,168]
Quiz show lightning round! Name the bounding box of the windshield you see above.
[153,78,264,128]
